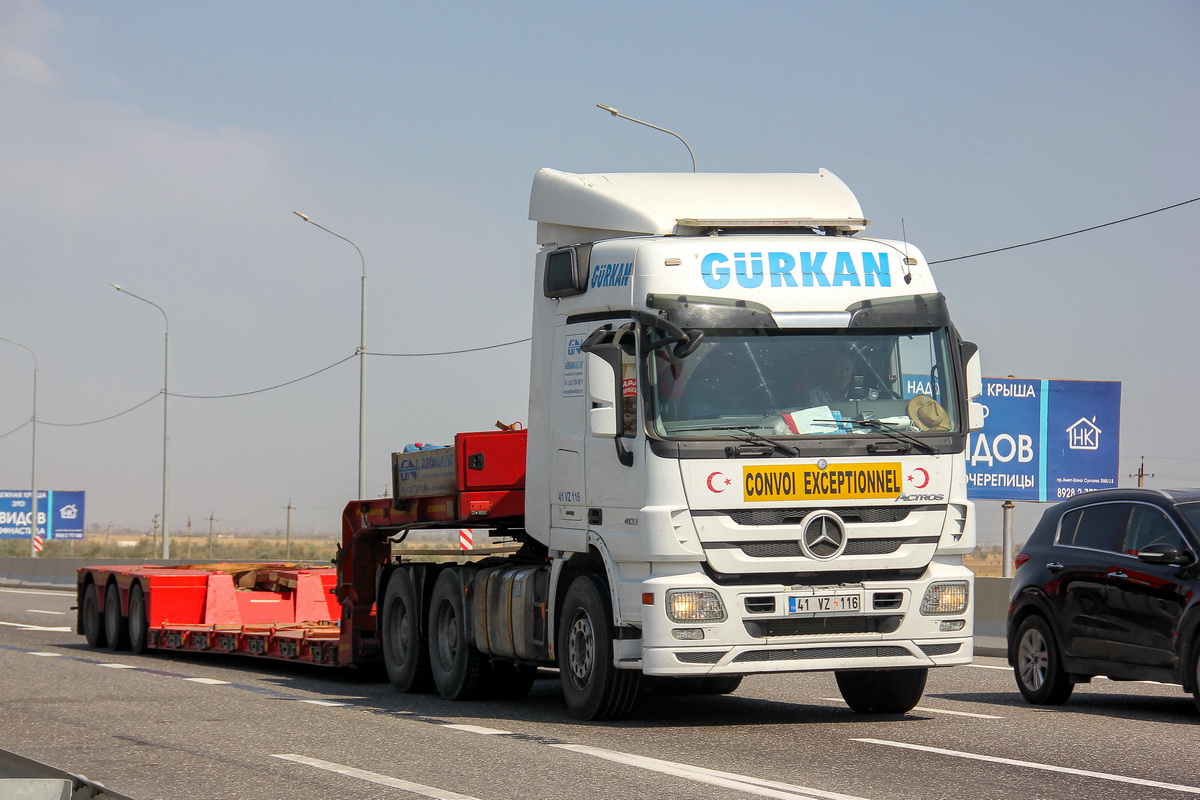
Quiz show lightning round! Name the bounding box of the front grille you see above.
[733,645,910,663]
[919,642,962,656]
[734,538,916,559]
[744,616,901,637]
[724,507,913,526]
[675,651,724,664]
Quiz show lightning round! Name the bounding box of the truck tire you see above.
[835,668,927,713]
[381,569,434,693]
[104,582,130,651]
[558,573,641,720]
[1014,615,1074,705]
[428,568,489,700]
[127,582,149,655]
[81,583,106,649]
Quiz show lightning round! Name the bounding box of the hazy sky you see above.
[1,0,1197,541]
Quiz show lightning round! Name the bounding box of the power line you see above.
[169,354,357,399]
[367,337,530,357]
[39,393,160,428]
[930,196,1200,264]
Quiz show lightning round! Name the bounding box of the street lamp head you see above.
[596,104,619,116]
[108,282,122,292]
[292,211,311,222]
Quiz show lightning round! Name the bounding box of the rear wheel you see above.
[381,569,434,693]
[1014,615,1073,705]
[104,582,130,651]
[835,668,927,713]
[81,583,106,649]
[428,569,489,700]
[127,583,149,654]
[558,573,641,720]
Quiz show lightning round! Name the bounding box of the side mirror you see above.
[1137,543,1196,566]
[963,342,982,400]
[586,349,620,438]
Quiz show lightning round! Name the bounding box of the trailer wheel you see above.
[81,583,106,649]
[428,569,488,700]
[127,583,149,655]
[104,582,130,651]
[558,573,641,720]
[835,667,927,714]
[381,569,434,693]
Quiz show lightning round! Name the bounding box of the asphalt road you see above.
[2,586,1198,800]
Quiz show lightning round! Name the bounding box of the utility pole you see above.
[185,516,193,559]
[207,513,217,559]
[1129,456,1155,487]
[151,513,159,557]
[284,500,293,561]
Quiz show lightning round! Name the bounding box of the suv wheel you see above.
[1014,615,1073,705]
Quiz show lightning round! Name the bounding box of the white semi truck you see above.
[81,168,983,721]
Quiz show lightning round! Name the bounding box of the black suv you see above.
[1007,488,1200,711]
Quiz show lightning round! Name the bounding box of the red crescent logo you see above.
[706,472,727,493]
[909,468,930,489]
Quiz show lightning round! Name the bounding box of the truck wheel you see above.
[428,569,488,700]
[1014,615,1073,705]
[81,583,106,649]
[835,668,927,713]
[558,573,641,720]
[104,582,130,651]
[127,583,149,655]
[698,675,744,695]
[381,569,433,693]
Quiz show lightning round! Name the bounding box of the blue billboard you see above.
[0,490,87,540]
[966,379,1121,502]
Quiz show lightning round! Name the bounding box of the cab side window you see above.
[1122,505,1185,556]
[1058,503,1128,553]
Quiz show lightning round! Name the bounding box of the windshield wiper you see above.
[838,417,936,454]
[705,424,801,455]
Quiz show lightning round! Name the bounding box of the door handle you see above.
[1107,571,1129,582]
[1046,562,1064,571]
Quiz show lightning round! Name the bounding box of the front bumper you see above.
[636,561,974,676]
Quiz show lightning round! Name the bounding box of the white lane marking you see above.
[551,743,870,800]
[183,677,230,685]
[0,588,74,597]
[817,698,1002,719]
[443,724,510,735]
[272,754,483,800]
[0,620,72,632]
[28,609,67,615]
[966,663,1010,671]
[98,663,137,669]
[298,699,351,707]
[28,652,61,657]
[853,739,1200,795]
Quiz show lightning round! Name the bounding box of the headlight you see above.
[665,589,727,622]
[920,581,969,616]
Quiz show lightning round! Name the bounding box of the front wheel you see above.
[835,668,927,713]
[558,574,641,720]
[1014,615,1073,705]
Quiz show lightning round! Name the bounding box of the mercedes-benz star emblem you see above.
[799,511,847,560]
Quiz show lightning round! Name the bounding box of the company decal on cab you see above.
[742,463,903,502]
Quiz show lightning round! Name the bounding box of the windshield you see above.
[649,328,960,439]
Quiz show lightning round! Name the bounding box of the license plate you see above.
[788,594,862,614]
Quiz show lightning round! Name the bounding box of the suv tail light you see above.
[1014,553,1031,568]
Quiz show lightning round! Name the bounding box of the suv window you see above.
[1122,504,1185,555]
[1057,503,1128,552]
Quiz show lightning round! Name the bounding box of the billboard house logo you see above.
[1066,417,1102,451]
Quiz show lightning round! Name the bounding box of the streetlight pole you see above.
[595,104,697,172]
[0,337,39,557]
[292,212,368,500]
[108,283,171,559]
